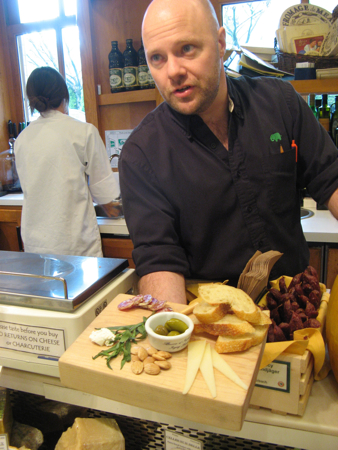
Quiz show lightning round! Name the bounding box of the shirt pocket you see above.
[263,147,298,216]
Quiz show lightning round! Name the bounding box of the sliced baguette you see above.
[198,284,262,324]
[215,324,268,354]
[193,301,230,324]
[193,314,255,337]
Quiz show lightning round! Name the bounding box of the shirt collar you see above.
[168,75,243,137]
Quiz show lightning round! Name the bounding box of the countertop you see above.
[0,194,337,242]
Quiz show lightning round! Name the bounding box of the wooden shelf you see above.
[290,79,338,95]
[98,88,157,106]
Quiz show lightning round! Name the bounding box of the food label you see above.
[109,68,124,89]
[0,320,66,358]
[0,434,9,450]
[137,65,149,87]
[255,360,290,392]
[165,430,203,450]
[123,67,138,87]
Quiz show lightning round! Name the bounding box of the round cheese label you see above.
[280,4,332,28]
[320,19,338,56]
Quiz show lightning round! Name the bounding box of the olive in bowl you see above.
[145,312,194,352]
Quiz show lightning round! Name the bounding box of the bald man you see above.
[119,0,338,304]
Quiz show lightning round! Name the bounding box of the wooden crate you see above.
[249,349,314,416]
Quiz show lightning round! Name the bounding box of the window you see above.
[6,0,84,123]
[222,1,338,50]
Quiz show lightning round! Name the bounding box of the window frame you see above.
[4,0,77,123]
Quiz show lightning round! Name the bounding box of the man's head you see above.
[142,0,227,117]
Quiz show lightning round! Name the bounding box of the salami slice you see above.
[117,294,144,310]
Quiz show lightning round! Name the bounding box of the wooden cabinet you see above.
[326,245,338,290]
[308,245,324,282]
[101,235,135,268]
[0,205,22,251]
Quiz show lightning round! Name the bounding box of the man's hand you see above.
[100,200,123,218]
[138,271,187,304]
[326,188,338,220]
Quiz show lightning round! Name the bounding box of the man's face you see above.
[143,6,225,116]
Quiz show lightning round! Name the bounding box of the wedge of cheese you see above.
[182,340,206,395]
[199,343,216,398]
[55,417,125,450]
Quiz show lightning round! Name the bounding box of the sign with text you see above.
[255,360,290,392]
[165,430,203,450]
[0,321,66,358]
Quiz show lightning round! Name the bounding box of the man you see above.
[119,0,338,304]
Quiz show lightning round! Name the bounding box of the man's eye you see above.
[150,54,162,63]
[182,44,193,53]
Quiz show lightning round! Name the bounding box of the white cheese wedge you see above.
[211,347,248,391]
[182,339,206,394]
[199,343,217,398]
[55,417,125,450]
[89,328,115,346]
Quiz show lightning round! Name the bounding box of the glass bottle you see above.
[330,96,338,144]
[123,39,139,91]
[137,39,149,90]
[108,41,125,93]
[318,94,330,132]
[148,68,155,89]
[308,94,318,118]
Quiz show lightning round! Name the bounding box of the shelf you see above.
[290,79,338,95]
[98,88,157,106]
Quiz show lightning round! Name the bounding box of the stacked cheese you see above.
[193,284,271,353]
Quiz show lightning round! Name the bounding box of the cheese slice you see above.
[182,339,206,394]
[55,417,125,450]
[211,347,248,391]
[199,343,217,398]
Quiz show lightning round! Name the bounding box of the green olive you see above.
[168,330,180,336]
[154,325,168,336]
[164,318,188,334]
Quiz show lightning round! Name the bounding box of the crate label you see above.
[0,434,9,450]
[165,430,203,450]
[255,360,291,392]
[0,320,66,358]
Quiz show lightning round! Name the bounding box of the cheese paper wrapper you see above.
[259,277,330,381]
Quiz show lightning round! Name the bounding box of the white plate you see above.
[280,4,332,28]
[320,19,338,56]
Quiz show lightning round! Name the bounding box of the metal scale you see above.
[0,251,138,377]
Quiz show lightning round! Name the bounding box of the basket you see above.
[275,49,338,74]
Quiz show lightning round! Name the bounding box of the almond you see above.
[131,354,140,362]
[137,346,148,361]
[131,345,141,355]
[152,353,166,361]
[156,351,172,359]
[144,345,158,356]
[131,360,144,375]
[154,360,171,370]
[143,356,155,366]
[144,363,161,375]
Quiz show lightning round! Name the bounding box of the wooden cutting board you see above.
[59,294,266,431]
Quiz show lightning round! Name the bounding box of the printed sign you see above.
[165,430,203,450]
[0,434,9,450]
[105,130,133,168]
[255,360,290,392]
[0,321,66,358]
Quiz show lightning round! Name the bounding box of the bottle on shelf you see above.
[308,94,318,118]
[123,39,139,91]
[330,96,338,144]
[148,68,155,89]
[318,94,330,133]
[108,41,125,94]
[137,39,149,90]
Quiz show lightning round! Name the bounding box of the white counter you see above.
[1,194,337,242]
[0,367,337,450]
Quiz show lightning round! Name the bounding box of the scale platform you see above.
[0,251,139,376]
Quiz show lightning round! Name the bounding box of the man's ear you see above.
[218,27,226,59]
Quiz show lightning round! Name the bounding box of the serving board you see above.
[58,294,266,431]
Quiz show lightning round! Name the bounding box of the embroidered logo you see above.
[270,133,282,142]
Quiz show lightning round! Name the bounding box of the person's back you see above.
[15,67,119,257]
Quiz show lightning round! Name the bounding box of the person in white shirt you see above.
[15,66,120,257]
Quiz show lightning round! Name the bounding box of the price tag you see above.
[0,434,9,450]
[255,360,290,392]
[165,430,203,450]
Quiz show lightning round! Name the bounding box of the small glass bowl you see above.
[145,311,194,352]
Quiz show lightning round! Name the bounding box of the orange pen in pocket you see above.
[291,139,298,162]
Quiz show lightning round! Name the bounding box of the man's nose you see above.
[167,55,186,79]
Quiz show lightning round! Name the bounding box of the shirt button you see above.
[210,142,217,149]
[247,206,252,213]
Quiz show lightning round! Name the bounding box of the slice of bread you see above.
[215,324,268,353]
[193,314,255,337]
[193,301,230,324]
[198,284,262,324]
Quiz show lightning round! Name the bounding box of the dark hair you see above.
[26,67,69,113]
